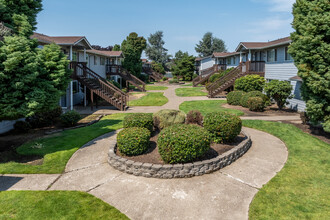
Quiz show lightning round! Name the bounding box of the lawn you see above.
[0,191,128,219]
[179,100,244,116]
[181,82,193,86]
[0,114,127,174]
[129,92,168,106]
[145,85,168,90]
[175,87,207,97]
[244,120,330,219]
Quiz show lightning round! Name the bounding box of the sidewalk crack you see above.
[220,172,260,190]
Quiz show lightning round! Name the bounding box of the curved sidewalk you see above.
[1,127,288,220]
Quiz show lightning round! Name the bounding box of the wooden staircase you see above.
[192,64,221,87]
[207,61,265,98]
[71,62,128,111]
[106,65,146,92]
[142,67,163,82]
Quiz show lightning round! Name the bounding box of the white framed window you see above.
[227,57,231,65]
[72,51,78,61]
[100,57,105,65]
[94,56,98,65]
[285,47,293,61]
[267,49,277,62]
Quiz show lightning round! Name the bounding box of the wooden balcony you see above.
[241,61,265,76]
[106,64,122,76]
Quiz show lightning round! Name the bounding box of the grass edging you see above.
[243,120,330,219]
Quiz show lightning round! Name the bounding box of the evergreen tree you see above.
[121,32,147,77]
[0,0,42,30]
[113,44,121,51]
[0,15,71,120]
[171,51,195,80]
[145,31,171,66]
[195,32,227,57]
[289,0,330,131]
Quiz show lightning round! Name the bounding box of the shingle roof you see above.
[212,52,240,58]
[85,49,123,58]
[237,37,291,51]
[289,76,302,81]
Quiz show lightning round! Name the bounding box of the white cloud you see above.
[269,0,295,12]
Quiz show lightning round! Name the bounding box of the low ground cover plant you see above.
[234,74,265,92]
[157,124,210,163]
[227,91,246,105]
[203,112,242,143]
[186,110,203,126]
[117,127,150,156]
[153,109,186,130]
[123,113,153,132]
[60,110,81,127]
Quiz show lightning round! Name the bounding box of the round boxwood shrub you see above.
[227,91,246,105]
[60,110,81,127]
[157,124,210,164]
[153,109,186,130]
[123,113,153,132]
[240,91,269,108]
[117,127,150,156]
[14,121,31,133]
[203,112,242,143]
[247,97,265,112]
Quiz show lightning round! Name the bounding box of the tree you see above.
[195,32,227,57]
[113,44,121,51]
[234,75,266,92]
[171,52,195,81]
[121,32,146,77]
[0,0,42,30]
[288,0,330,131]
[264,80,293,110]
[91,45,113,51]
[145,31,171,66]
[0,15,71,120]
[151,61,165,74]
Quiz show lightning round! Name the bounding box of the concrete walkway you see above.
[0,127,288,220]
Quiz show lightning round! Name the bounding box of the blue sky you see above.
[36,0,295,57]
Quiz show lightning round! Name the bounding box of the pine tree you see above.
[195,32,227,57]
[289,0,330,131]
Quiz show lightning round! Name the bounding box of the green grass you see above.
[145,85,168,90]
[129,92,168,106]
[0,114,127,174]
[244,120,330,219]
[181,82,193,86]
[179,100,244,116]
[175,87,207,97]
[0,191,128,219]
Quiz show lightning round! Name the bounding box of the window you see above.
[72,51,77,61]
[227,57,231,65]
[233,56,236,64]
[267,49,277,62]
[100,57,105,65]
[285,47,293,61]
[94,56,98,65]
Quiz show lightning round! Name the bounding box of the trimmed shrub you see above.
[162,76,168,81]
[234,74,266,92]
[157,124,210,164]
[203,112,242,143]
[123,113,153,132]
[26,106,62,128]
[169,79,179,84]
[240,91,269,108]
[264,80,293,110]
[153,109,186,130]
[117,127,150,156]
[14,121,31,133]
[227,91,246,105]
[247,97,265,112]
[186,110,203,126]
[60,110,81,127]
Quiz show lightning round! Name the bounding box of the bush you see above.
[169,79,179,84]
[162,76,168,81]
[192,73,198,79]
[234,74,266,92]
[123,113,153,132]
[209,73,222,83]
[227,91,246,105]
[108,80,120,89]
[157,124,210,164]
[117,127,150,156]
[203,112,242,143]
[240,91,269,108]
[153,109,186,130]
[14,121,31,133]
[264,80,293,110]
[248,97,265,112]
[60,110,81,127]
[26,106,62,128]
[186,110,203,126]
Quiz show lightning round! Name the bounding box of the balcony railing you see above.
[106,64,121,75]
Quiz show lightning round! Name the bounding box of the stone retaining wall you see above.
[108,130,252,179]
